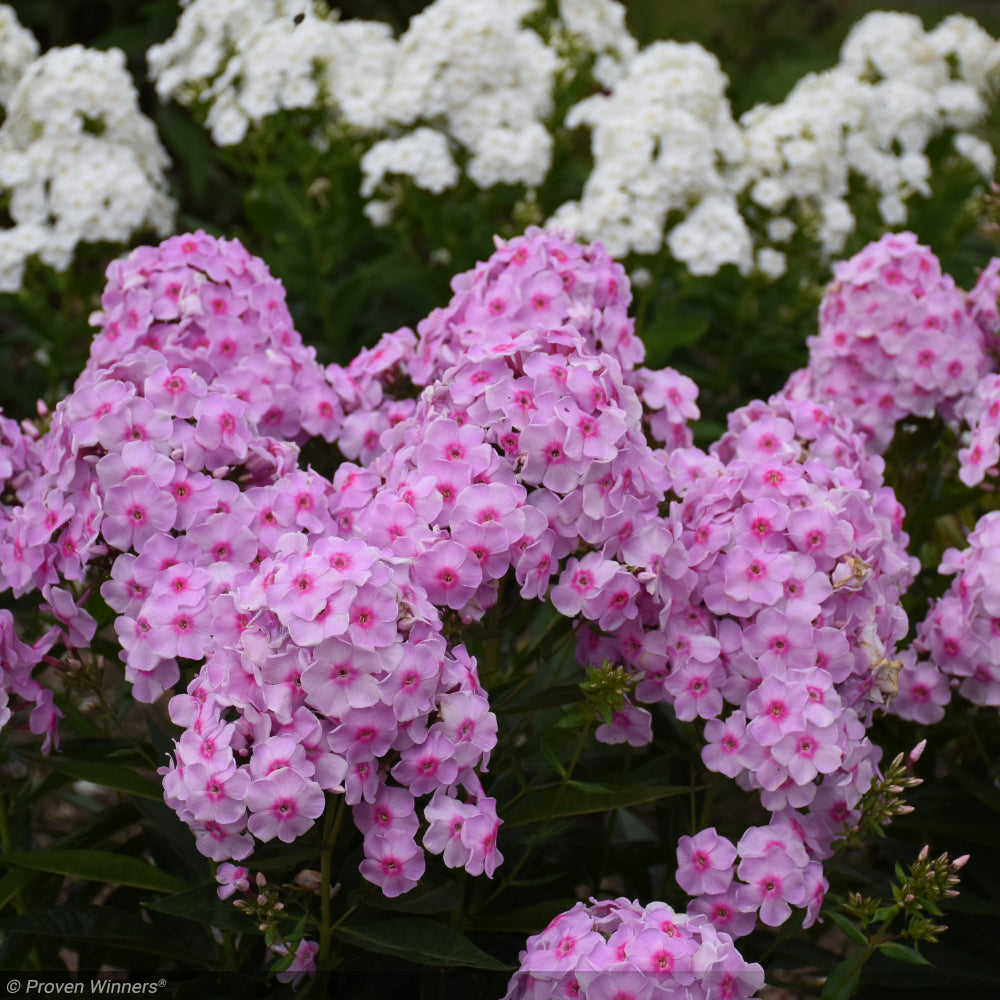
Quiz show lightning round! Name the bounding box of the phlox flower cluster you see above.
[0,227,505,895]
[323,225,918,937]
[146,0,637,224]
[739,13,1000,257]
[955,373,1000,486]
[0,231,340,718]
[782,231,989,453]
[898,510,1000,720]
[563,392,917,928]
[149,1,397,147]
[323,227,697,645]
[548,41,747,265]
[0,6,174,291]
[0,413,69,750]
[161,525,502,892]
[502,896,764,1000]
[148,1,1000,276]
[554,11,1000,270]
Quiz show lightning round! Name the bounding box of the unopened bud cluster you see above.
[845,843,966,945]
[849,742,925,838]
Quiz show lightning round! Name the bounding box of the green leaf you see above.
[823,908,868,946]
[879,942,931,965]
[374,879,462,914]
[0,849,189,894]
[500,684,585,715]
[22,754,162,799]
[0,905,213,966]
[332,918,513,971]
[502,783,693,827]
[567,780,612,795]
[141,884,255,933]
[873,905,898,922]
[471,899,576,934]
[641,307,710,364]
[0,867,34,910]
[821,956,862,1000]
[539,740,566,778]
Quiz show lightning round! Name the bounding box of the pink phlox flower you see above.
[550,553,617,619]
[460,794,503,877]
[392,730,461,796]
[101,475,177,551]
[735,845,807,927]
[354,784,419,842]
[415,538,481,611]
[358,828,425,897]
[274,938,319,987]
[215,863,249,900]
[245,766,325,843]
[40,585,97,648]
[328,704,398,763]
[664,660,725,722]
[192,818,253,862]
[437,690,498,769]
[182,760,249,825]
[746,676,808,746]
[248,732,315,781]
[595,704,653,747]
[422,790,479,869]
[675,828,738,896]
[770,723,844,784]
[301,638,383,718]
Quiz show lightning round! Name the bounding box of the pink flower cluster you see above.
[956,373,1000,486]
[783,231,989,453]
[6,220,981,963]
[329,226,699,464]
[897,510,1000,719]
[502,896,765,1000]
[559,390,915,929]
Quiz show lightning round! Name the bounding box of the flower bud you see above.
[294,869,323,892]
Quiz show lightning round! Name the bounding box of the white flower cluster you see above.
[148,1,1000,277]
[740,12,1000,256]
[548,40,745,262]
[360,128,459,225]
[148,1,396,146]
[148,0,636,216]
[0,4,37,105]
[556,11,1000,269]
[0,8,174,292]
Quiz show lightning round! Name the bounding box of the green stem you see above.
[0,786,25,916]
[318,795,345,963]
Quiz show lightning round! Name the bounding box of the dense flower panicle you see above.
[553,12,1000,270]
[548,40,747,265]
[904,510,1000,714]
[783,231,989,453]
[503,896,765,999]
[0,8,174,290]
[4,217,982,975]
[322,228,695,652]
[149,0,639,223]
[570,393,916,930]
[149,0,1000,276]
[87,230,342,444]
[956,373,1000,486]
